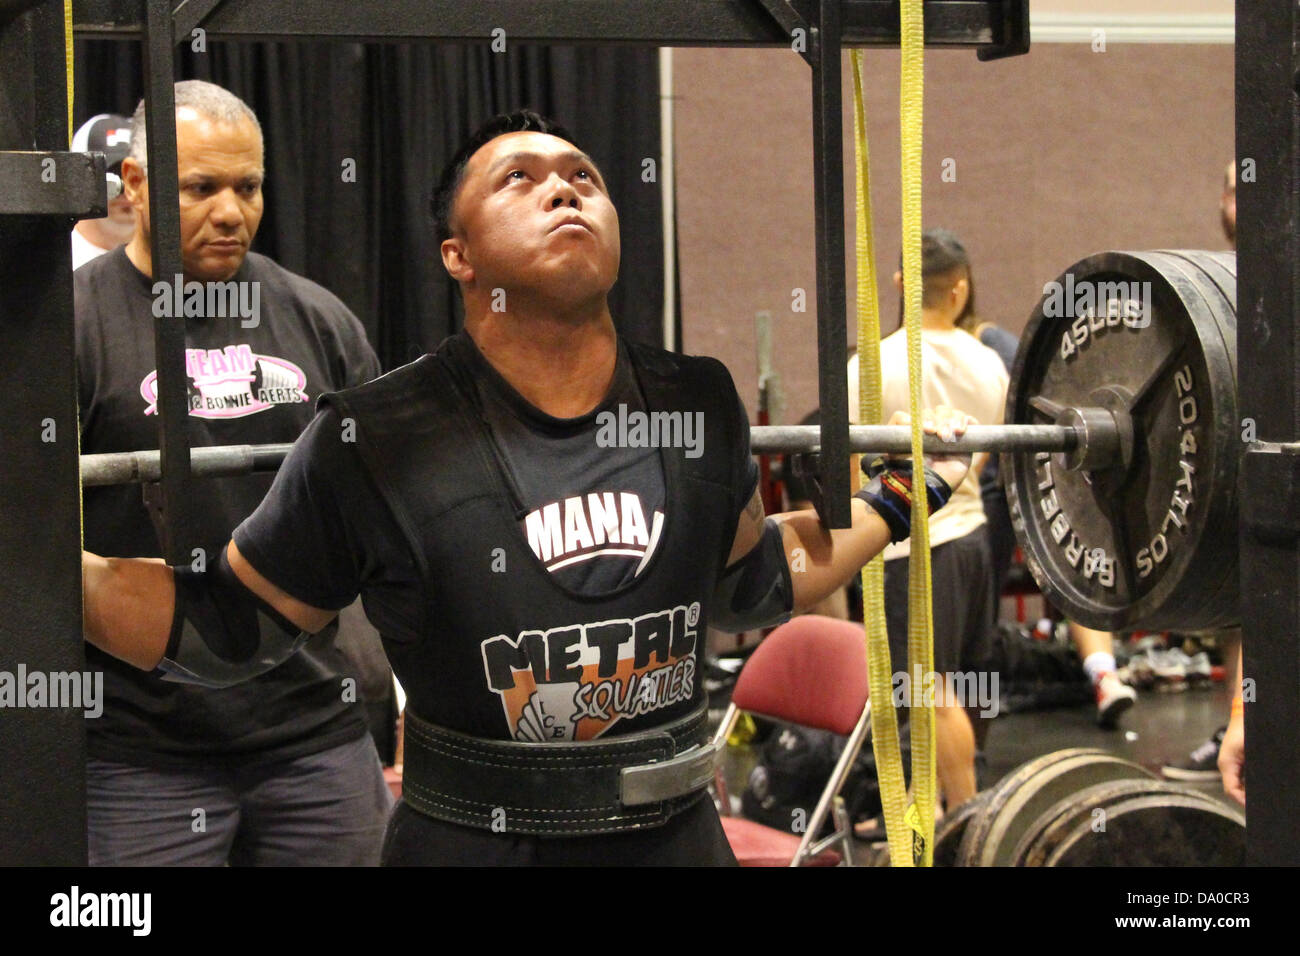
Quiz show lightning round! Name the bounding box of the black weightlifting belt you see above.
[401,705,717,836]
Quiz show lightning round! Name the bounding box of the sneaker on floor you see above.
[1149,649,1188,691]
[1185,651,1213,689]
[1161,726,1227,781]
[1096,672,1137,729]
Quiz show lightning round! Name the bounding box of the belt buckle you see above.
[619,740,721,807]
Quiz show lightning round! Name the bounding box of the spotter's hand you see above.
[887,405,978,491]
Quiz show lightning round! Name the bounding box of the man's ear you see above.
[119,157,147,208]
[441,236,474,285]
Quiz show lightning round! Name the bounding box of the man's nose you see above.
[546,175,580,209]
[209,186,246,225]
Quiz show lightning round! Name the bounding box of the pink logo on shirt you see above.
[139,344,309,419]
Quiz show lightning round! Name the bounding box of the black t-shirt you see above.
[76,246,381,767]
[234,331,759,725]
[452,332,668,594]
[978,323,1019,372]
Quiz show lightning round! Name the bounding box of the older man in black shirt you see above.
[77,80,390,865]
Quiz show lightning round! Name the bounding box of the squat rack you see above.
[70,0,1028,557]
[2,0,1295,866]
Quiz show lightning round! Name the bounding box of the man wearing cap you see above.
[75,80,392,865]
[71,114,135,269]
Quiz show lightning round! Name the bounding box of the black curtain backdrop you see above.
[73,39,667,370]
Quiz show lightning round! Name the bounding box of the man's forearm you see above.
[82,553,175,670]
[773,497,892,613]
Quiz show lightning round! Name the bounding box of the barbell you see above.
[79,426,1075,485]
[78,249,1240,634]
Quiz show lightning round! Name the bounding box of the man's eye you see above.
[575,169,592,181]
[506,170,527,182]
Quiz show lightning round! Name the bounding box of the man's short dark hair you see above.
[898,227,977,328]
[430,110,579,243]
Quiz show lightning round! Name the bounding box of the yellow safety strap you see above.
[899,0,936,869]
[65,0,74,142]
[849,51,907,868]
[850,0,935,868]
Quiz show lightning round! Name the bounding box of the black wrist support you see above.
[155,548,316,689]
[854,458,955,543]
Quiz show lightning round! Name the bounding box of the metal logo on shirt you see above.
[479,602,700,742]
[139,344,310,419]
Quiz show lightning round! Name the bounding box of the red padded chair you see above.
[713,615,872,866]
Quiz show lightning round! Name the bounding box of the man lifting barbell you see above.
[81,110,977,866]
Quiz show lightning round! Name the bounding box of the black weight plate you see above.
[957,748,1109,866]
[1005,251,1238,632]
[1145,252,1239,628]
[1014,777,1230,867]
[934,790,991,866]
[965,752,1153,867]
[1046,792,1246,867]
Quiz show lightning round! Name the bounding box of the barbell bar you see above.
[78,421,1100,488]
[81,443,296,487]
[76,250,1243,635]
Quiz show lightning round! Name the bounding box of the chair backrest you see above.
[730,615,869,736]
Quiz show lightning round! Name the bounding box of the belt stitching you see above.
[402,779,664,824]
[405,718,703,769]
[407,731,671,771]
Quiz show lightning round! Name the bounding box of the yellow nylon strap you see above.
[899,0,936,867]
[849,50,911,868]
[65,0,74,142]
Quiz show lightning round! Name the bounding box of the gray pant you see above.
[86,734,394,866]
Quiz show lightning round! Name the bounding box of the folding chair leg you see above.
[791,700,872,866]
[832,797,854,866]
[711,703,740,816]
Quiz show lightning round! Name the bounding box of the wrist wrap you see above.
[854,457,955,543]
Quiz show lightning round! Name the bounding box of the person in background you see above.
[76,81,392,865]
[71,114,135,270]
[849,228,1004,820]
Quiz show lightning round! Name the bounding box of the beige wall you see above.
[672,42,1233,424]
[1034,0,1229,15]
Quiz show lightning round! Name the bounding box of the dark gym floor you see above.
[985,684,1232,784]
[717,682,1236,863]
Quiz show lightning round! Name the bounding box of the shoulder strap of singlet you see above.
[623,341,739,490]
[319,344,505,585]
